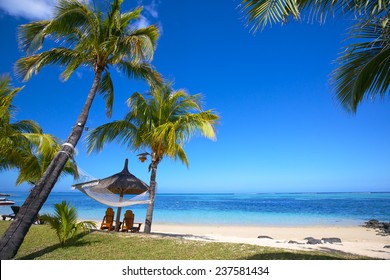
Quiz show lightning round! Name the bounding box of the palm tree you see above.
[85,84,219,233]
[0,0,161,259]
[240,0,390,112]
[0,74,77,184]
[40,201,96,246]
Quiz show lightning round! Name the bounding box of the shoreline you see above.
[92,221,390,259]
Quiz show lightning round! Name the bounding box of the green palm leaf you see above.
[97,71,115,117]
[40,201,96,246]
[241,0,300,30]
[85,120,138,153]
[117,61,163,87]
[241,0,389,30]
[0,75,78,183]
[331,19,390,111]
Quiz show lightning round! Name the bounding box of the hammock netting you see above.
[72,167,151,207]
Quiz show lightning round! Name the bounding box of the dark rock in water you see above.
[304,237,315,240]
[257,235,273,239]
[384,245,390,249]
[288,240,299,244]
[322,237,342,244]
[365,219,379,228]
[307,238,322,245]
[364,219,390,235]
[383,223,390,233]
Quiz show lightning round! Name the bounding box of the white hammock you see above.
[72,167,151,207]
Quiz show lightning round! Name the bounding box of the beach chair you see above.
[100,208,115,231]
[121,210,142,233]
[1,206,20,221]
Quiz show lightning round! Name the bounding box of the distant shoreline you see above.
[2,190,390,194]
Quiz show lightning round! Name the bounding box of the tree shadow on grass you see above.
[17,232,101,260]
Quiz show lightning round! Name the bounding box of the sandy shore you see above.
[148,223,390,259]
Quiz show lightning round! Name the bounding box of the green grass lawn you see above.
[0,221,372,260]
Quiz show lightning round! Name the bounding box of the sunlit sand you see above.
[148,223,390,259]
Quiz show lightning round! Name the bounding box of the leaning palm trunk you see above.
[0,70,103,260]
[144,160,158,233]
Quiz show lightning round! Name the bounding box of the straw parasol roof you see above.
[98,159,148,195]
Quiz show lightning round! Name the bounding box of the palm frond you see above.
[240,0,390,30]
[120,7,143,28]
[10,120,43,134]
[128,25,160,48]
[126,91,152,119]
[117,61,163,87]
[114,32,156,63]
[17,20,51,54]
[0,75,23,118]
[0,75,78,183]
[21,133,60,158]
[331,19,390,112]
[60,56,85,81]
[52,0,96,41]
[241,0,300,31]
[15,48,80,81]
[85,120,139,153]
[40,201,95,246]
[97,71,114,117]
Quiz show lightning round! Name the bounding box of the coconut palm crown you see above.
[0,0,161,260]
[86,83,219,233]
[0,74,77,185]
[16,0,161,116]
[240,0,390,112]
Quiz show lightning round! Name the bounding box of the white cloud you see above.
[0,0,56,20]
[136,0,163,34]
[144,0,159,18]
[0,0,91,21]
[133,15,151,29]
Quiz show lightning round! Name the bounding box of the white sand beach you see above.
[148,223,390,259]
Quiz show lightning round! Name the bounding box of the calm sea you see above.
[1,192,389,226]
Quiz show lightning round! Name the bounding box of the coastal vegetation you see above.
[39,201,96,246]
[0,75,77,184]
[0,221,371,260]
[85,84,219,233]
[240,0,390,112]
[0,0,161,259]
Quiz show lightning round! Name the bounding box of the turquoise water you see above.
[1,192,389,226]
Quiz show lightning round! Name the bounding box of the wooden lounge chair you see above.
[121,210,142,233]
[1,206,20,221]
[1,206,44,224]
[100,207,115,231]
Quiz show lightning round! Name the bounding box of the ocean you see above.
[1,192,389,226]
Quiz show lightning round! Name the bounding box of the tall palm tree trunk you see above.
[144,160,158,233]
[0,70,103,260]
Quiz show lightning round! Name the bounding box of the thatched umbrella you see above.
[73,159,149,231]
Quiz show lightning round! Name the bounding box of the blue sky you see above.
[0,0,389,193]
